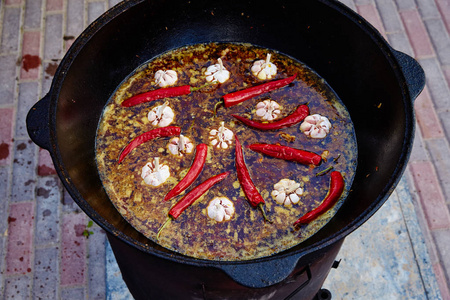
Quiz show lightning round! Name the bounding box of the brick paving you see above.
[0,0,449,299]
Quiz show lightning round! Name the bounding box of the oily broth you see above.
[96,43,357,260]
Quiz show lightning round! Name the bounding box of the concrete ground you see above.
[1,0,449,299]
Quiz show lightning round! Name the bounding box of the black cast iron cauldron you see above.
[26,0,425,299]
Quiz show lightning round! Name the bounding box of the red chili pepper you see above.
[223,74,297,107]
[164,143,208,201]
[232,104,309,130]
[169,171,229,219]
[118,126,181,164]
[121,85,192,107]
[235,136,271,222]
[157,171,229,239]
[248,143,322,166]
[294,171,345,226]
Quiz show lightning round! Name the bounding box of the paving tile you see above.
[11,140,37,202]
[338,0,357,11]
[24,0,42,29]
[426,138,450,202]
[6,202,34,275]
[4,275,32,299]
[0,55,18,105]
[62,188,82,213]
[414,86,444,139]
[424,18,450,66]
[88,1,106,24]
[387,31,414,57]
[105,241,133,300]
[419,57,450,110]
[38,147,57,175]
[5,0,22,4]
[438,110,450,153]
[435,0,450,34]
[16,82,39,139]
[109,0,123,9]
[409,122,430,162]
[0,7,21,53]
[400,9,435,59]
[415,0,441,20]
[409,161,450,230]
[66,0,85,38]
[357,3,387,38]
[46,0,63,12]
[443,65,450,88]
[324,188,436,299]
[41,61,58,97]
[433,262,450,300]
[88,223,106,299]
[0,107,14,166]
[375,0,404,33]
[0,166,10,235]
[393,0,416,12]
[44,14,63,60]
[20,31,41,80]
[35,176,61,246]
[395,175,442,295]
[432,230,450,290]
[33,247,59,299]
[60,212,87,286]
[354,0,373,5]
[61,287,86,300]
[0,236,4,284]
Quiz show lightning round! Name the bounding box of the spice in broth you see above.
[95,42,357,261]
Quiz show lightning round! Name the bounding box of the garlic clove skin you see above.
[251,54,277,80]
[141,157,170,187]
[272,179,304,206]
[209,122,234,149]
[207,197,235,222]
[255,100,281,121]
[155,70,178,88]
[205,58,230,84]
[147,102,175,127]
[168,135,194,157]
[300,114,332,139]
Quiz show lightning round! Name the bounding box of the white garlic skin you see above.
[147,102,175,127]
[141,157,170,187]
[300,114,332,139]
[271,179,304,206]
[251,54,277,80]
[154,70,178,88]
[207,197,235,222]
[209,122,234,149]
[168,135,194,157]
[255,100,281,121]
[205,58,230,84]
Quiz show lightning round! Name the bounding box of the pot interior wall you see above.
[53,0,412,255]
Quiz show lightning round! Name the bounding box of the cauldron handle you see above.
[26,94,52,150]
[392,50,425,101]
[218,253,303,288]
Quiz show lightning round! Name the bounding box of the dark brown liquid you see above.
[96,43,357,260]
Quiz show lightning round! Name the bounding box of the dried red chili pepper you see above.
[235,136,271,222]
[232,104,309,130]
[164,143,208,201]
[294,171,345,226]
[223,74,297,107]
[121,85,192,107]
[157,171,229,239]
[248,143,322,166]
[118,126,181,164]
